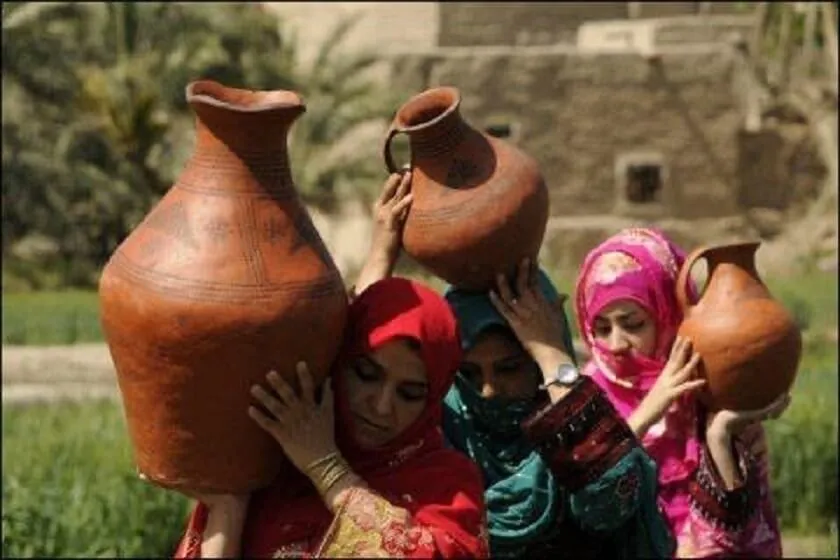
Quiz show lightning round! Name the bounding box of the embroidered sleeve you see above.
[521,376,638,491]
[678,438,782,557]
[566,447,660,533]
[316,487,442,558]
[688,440,759,531]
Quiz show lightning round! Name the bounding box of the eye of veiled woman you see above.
[593,323,611,338]
[624,320,645,332]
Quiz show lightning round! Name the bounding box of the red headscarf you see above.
[176,277,487,558]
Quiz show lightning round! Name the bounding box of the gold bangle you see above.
[309,453,352,496]
[304,452,340,477]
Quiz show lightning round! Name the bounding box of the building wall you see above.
[389,47,742,221]
[436,2,751,46]
[259,2,818,276]
[438,2,628,46]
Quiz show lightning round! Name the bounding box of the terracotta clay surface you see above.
[676,242,801,411]
[383,86,549,290]
[98,80,348,494]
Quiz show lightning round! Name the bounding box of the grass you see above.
[1,401,191,558]
[3,266,834,348]
[1,358,835,556]
[2,291,103,345]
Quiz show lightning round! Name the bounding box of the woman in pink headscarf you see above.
[574,227,790,558]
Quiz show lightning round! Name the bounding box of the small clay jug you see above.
[676,242,801,411]
[383,86,549,290]
[98,80,348,494]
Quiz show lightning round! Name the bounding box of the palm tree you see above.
[3,3,403,288]
[2,2,297,287]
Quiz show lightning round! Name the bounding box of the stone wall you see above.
[389,46,742,220]
[438,2,628,47]
[436,3,751,47]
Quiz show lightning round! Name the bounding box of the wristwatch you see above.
[539,362,582,391]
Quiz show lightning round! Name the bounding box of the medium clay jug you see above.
[676,242,801,411]
[383,86,549,290]
[98,80,348,494]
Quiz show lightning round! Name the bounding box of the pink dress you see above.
[574,227,783,558]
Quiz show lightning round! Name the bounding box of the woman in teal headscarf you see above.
[355,172,674,558]
[442,261,674,558]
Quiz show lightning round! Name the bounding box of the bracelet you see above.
[304,452,340,475]
[304,452,352,496]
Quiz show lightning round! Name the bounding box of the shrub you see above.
[765,362,839,533]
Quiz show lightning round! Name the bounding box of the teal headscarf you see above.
[442,270,576,558]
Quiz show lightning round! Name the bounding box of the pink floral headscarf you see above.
[574,227,699,536]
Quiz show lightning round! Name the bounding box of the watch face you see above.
[557,363,580,385]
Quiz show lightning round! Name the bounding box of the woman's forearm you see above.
[354,251,397,295]
[200,501,248,558]
[321,471,368,513]
[534,348,577,404]
[704,429,744,491]
[304,452,370,514]
[627,404,656,439]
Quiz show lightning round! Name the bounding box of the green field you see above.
[1,401,191,557]
[2,291,103,345]
[3,269,836,346]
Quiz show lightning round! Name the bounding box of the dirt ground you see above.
[1,344,119,405]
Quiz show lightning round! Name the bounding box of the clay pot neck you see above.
[187,80,305,155]
[393,87,467,157]
[703,242,760,276]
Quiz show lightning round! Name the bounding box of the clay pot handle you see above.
[382,126,402,174]
[676,246,709,312]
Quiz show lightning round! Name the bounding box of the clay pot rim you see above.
[694,240,762,260]
[393,86,461,133]
[186,80,305,113]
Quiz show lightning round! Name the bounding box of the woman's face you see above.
[591,300,657,358]
[343,338,429,449]
[460,328,540,401]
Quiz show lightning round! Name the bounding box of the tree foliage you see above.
[2,2,398,290]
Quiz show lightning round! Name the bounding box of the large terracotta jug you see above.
[382,86,549,290]
[676,242,801,411]
[98,80,348,494]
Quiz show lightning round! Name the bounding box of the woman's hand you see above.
[630,337,706,437]
[369,170,413,260]
[354,171,413,294]
[489,258,573,373]
[706,392,792,441]
[248,362,339,474]
[703,393,791,491]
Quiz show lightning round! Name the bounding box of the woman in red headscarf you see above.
[173,277,489,558]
